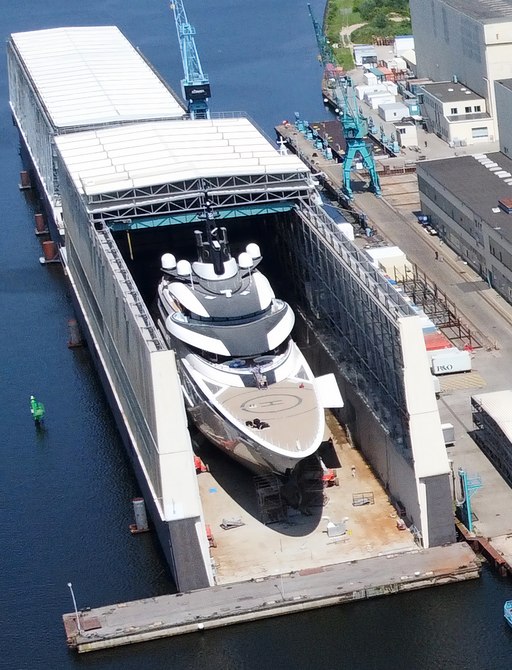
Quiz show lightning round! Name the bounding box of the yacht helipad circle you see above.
[240,392,303,414]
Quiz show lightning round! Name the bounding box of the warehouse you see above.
[417,152,512,302]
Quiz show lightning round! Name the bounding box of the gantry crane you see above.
[170,1,211,119]
[307,4,381,199]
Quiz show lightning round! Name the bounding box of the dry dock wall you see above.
[285,208,455,548]
[310,325,455,549]
[56,160,213,590]
[64,542,480,653]
[8,42,59,208]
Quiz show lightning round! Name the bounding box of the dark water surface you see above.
[1,1,511,668]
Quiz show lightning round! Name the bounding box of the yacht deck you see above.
[218,379,321,452]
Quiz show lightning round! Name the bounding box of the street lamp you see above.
[274,575,285,602]
[67,582,82,634]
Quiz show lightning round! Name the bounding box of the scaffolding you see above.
[254,475,287,525]
[277,200,415,458]
[472,395,512,486]
[394,264,481,350]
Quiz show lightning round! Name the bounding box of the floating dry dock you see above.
[64,542,479,653]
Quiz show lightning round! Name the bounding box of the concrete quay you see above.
[64,542,479,653]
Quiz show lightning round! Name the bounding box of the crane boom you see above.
[171,0,211,119]
[308,3,336,70]
[307,4,381,199]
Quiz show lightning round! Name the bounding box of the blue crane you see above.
[170,1,211,119]
[307,4,381,200]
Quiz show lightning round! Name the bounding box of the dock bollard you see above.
[39,240,60,264]
[34,213,48,235]
[67,319,83,348]
[129,497,149,534]
[19,170,32,190]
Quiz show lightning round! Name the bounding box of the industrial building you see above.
[410,0,512,143]
[495,78,512,156]
[417,151,512,301]
[420,81,493,146]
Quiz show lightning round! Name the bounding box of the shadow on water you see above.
[193,430,327,538]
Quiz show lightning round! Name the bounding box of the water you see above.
[0,1,511,668]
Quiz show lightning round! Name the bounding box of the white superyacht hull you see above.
[177,354,324,475]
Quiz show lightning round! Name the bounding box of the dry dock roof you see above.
[9,26,185,130]
[54,117,310,196]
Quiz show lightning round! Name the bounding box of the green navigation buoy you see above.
[30,395,45,424]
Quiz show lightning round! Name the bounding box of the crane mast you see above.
[171,0,211,119]
[307,4,381,199]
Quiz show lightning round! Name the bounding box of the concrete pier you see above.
[64,542,479,653]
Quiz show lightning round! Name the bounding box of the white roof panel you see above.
[472,390,512,443]
[10,26,184,129]
[55,117,309,196]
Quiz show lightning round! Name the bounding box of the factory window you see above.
[474,105,481,112]
[450,107,458,114]
[472,127,488,138]
[398,127,406,134]
[465,106,471,113]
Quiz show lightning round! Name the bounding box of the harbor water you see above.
[1,1,511,667]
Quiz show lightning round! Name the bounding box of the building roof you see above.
[438,0,512,24]
[353,44,377,53]
[472,391,512,442]
[400,49,416,65]
[446,112,490,123]
[418,151,512,245]
[496,78,512,93]
[9,26,185,130]
[378,102,409,111]
[54,117,309,197]
[421,82,483,104]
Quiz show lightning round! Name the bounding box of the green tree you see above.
[372,8,389,30]
[358,0,377,21]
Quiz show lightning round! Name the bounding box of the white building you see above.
[420,81,494,146]
[378,102,409,123]
[410,0,512,142]
[394,35,415,57]
[395,120,418,148]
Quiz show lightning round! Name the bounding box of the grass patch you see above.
[351,19,412,44]
[324,0,360,70]
[323,0,411,68]
[325,0,362,41]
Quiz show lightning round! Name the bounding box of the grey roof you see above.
[496,78,512,93]
[438,0,512,23]
[421,82,483,104]
[418,152,512,245]
[446,112,490,122]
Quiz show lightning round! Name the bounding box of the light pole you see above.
[274,575,285,602]
[67,582,82,634]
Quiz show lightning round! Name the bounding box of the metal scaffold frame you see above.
[472,397,512,486]
[278,201,414,454]
[85,171,312,225]
[394,264,481,349]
